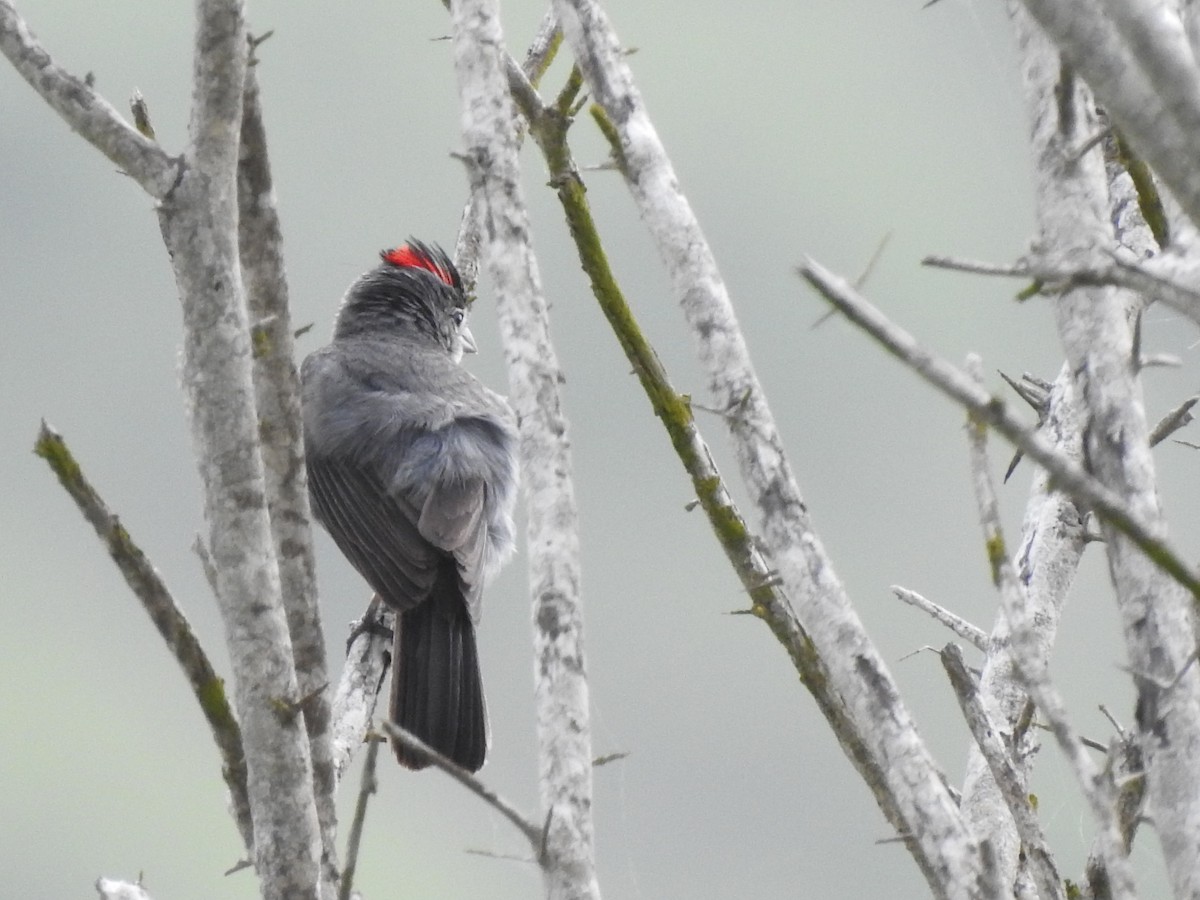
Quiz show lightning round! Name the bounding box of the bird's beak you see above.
[460,325,478,354]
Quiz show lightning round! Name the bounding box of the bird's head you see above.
[334,240,475,359]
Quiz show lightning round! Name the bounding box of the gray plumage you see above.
[302,242,517,771]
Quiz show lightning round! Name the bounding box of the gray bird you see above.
[301,241,518,771]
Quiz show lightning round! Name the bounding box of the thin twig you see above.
[799,259,1200,602]
[961,354,1138,896]
[891,586,987,650]
[922,252,1200,328]
[34,421,251,850]
[941,643,1063,900]
[338,732,381,900]
[382,721,542,845]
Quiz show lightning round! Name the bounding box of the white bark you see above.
[237,57,337,886]
[554,2,987,894]
[1017,0,1200,230]
[449,1,599,898]
[157,3,323,897]
[1011,7,1200,896]
[961,356,1138,900]
[4,0,326,895]
[95,879,154,900]
[957,364,1086,892]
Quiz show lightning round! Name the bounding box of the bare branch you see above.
[924,251,1200,328]
[382,722,541,845]
[959,362,1087,889]
[1017,0,1200,231]
[153,1,322,894]
[95,879,155,900]
[942,643,1063,900]
[34,421,253,852]
[236,48,335,882]
[798,258,1200,602]
[0,1,178,197]
[451,6,562,297]
[330,604,391,781]
[516,49,893,856]
[891,586,987,650]
[449,1,597,895]
[1149,395,1198,447]
[337,733,381,900]
[962,354,1137,899]
[556,0,982,891]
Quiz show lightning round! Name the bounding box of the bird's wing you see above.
[418,479,489,622]
[307,453,441,610]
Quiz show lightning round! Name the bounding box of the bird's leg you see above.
[346,593,393,655]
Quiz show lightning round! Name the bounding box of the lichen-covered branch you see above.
[451,6,562,298]
[963,355,1137,899]
[1010,8,1200,894]
[1016,0,1200,231]
[554,1,982,893]
[956,362,1086,890]
[330,608,391,781]
[5,2,326,893]
[514,55,911,851]
[942,644,1062,900]
[236,49,336,886]
[448,0,598,897]
[159,1,322,895]
[34,421,252,853]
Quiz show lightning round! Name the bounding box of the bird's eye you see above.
[452,309,465,327]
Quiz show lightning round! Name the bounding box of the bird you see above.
[301,240,518,772]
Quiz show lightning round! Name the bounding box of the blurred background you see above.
[3,0,1195,897]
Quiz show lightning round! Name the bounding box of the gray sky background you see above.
[4,1,1196,897]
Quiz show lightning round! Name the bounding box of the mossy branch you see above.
[33,420,252,851]
[1112,129,1169,249]
[514,69,897,792]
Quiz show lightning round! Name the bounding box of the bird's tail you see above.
[389,579,488,772]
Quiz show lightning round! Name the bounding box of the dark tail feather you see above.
[389,585,488,772]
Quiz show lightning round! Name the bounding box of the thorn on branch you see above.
[592,751,630,767]
[1149,396,1198,447]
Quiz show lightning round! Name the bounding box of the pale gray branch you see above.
[891,586,987,650]
[1149,395,1198,446]
[0,1,178,197]
[1018,0,1200,230]
[962,355,1137,900]
[942,644,1062,900]
[159,1,322,895]
[922,252,1200,329]
[556,0,982,892]
[236,52,335,885]
[449,1,597,897]
[799,258,1200,601]
[330,605,391,781]
[958,363,1087,890]
[95,879,154,900]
